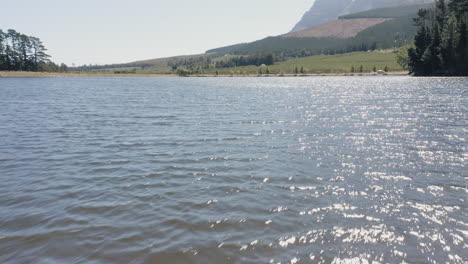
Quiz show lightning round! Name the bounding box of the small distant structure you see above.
[377,70,385,74]
[260,64,267,67]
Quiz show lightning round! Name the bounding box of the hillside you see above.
[291,0,433,32]
[72,53,214,73]
[207,14,417,59]
[282,18,390,39]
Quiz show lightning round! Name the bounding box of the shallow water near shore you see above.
[0,76,466,264]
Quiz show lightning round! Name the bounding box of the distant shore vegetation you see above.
[70,50,403,77]
[0,29,67,72]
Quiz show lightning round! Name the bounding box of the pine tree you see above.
[456,21,467,75]
[440,16,457,74]
[408,25,430,75]
[436,0,448,29]
[0,30,6,70]
[430,24,443,74]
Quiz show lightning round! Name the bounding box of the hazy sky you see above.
[1,0,314,65]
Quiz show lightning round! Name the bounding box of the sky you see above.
[1,0,314,66]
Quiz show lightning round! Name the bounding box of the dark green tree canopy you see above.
[407,0,468,76]
[0,28,66,72]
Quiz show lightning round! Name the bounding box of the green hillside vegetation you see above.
[100,51,400,75]
[205,51,402,75]
[339,3,433,19]
[207,15,417,60]
[72,53,217,73]
[353,14,417,47]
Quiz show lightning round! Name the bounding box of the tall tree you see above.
[0,30,6,70]
[30,37,50,70]
[440,16,457,74]
[430,24,442,74]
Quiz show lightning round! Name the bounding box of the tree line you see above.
[407,0,468,76]
[215,53,274,68]
[73,63,152,72]
[167,53,274,74]
[0,29,67,72]
[168,56,212,71]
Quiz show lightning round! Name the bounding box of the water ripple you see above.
[0,76,466,263]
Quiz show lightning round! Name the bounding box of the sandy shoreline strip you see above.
[0,71,409,78]
[0,71,171,78]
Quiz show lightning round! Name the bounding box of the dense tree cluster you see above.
[408,0,468,76]
[167,53,274,73]
[215,53,274,68]
[0,29,67,72]
[73,63,152,72]
[168,56,212,71]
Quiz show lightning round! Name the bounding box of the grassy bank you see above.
[205,51,403,75]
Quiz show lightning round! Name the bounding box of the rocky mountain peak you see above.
[291,0,434,32]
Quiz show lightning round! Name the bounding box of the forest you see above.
[407,0,468,76]
[0,29,67,72]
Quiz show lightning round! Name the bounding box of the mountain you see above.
[291,0,434,32]
[282,18,390,39]
[207,4,432,58]
[283,2,433,39]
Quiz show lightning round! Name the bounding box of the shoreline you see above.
[0,71,172,78]
[0,71,410,78]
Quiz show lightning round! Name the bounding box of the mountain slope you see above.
[283,18,390,39]
[291,0,433,32]
[207,14,418,58]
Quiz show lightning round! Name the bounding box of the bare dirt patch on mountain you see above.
[282,18,391,39]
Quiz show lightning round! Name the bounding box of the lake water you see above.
[0,76,466,264]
